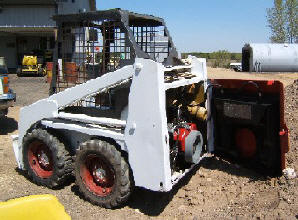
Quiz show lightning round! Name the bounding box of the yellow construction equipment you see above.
[17,55,46,76]
[0,194,71,220]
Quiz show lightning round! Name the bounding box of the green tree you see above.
[267,0,287,43]
[285,0,298,43]
[210,50,231,68]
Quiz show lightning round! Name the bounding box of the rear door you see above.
[208,79,289,176]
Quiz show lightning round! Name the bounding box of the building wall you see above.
[0,0,94,28]
[0,6,56,27]
[0,0,95,70]
[0,36,17,68]
[57,0,91,14]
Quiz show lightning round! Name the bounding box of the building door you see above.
[0,36,17,69]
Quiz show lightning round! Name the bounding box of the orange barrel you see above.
[64,62,78,83]
[46,62,53,83]
[0,75,9,93]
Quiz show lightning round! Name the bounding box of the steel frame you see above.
[50,9,181,96]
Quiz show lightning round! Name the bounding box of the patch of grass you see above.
[182,51,242,68]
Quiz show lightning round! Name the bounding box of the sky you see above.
[95,0,274,53]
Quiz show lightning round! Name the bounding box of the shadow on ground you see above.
[17,155,266,217]
[15,168,75,190]
[200,156,266,181]
[125,157,266,216]
[70,155,267,216]
[127,165,201,216]
[0,117,18,135]
[69,164,200,215]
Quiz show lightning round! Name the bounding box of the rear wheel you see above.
[75,140,132,208]
[23,129,73,188]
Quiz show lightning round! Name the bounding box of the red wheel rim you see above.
[80,154,115,197]
[27,140,53,178]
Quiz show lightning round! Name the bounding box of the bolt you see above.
[134,63,143,72]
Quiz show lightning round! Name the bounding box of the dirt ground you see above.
[0,69,297,220]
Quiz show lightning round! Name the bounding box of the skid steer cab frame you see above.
[49,9,181,95]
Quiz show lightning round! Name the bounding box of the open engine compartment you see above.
[166,82,207,174]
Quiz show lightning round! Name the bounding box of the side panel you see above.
[125,59,172,191]
[209,79,289,175]
[16,65,134,169]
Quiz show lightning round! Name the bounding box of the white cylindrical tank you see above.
[242,43,298,72]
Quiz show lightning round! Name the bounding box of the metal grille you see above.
[223,102,252,120]
[130,25,169,63]
[56,20,133,108]
[57,21,132,93]
[52,10,176,108]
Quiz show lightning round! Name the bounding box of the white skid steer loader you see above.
[13,57,209,208]
[12,9,289,208]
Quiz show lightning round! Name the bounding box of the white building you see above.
[0,0,96,70]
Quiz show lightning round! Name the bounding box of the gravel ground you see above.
[0,71,297,219]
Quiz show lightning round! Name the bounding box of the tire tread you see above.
[23,129,73,188]
[75,140,132,208]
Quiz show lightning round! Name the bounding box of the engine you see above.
[166,83,207,172]
[168,122,203,172]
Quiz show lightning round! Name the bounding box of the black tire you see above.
[0,108,8,117]
[23,129,73,188]
[75,140,132,208]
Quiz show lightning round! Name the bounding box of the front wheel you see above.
[23,129,73,188]
[75,140,132,208]
[0,108,8,117]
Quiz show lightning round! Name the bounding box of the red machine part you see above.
[173,123,197,152]
[211,79,289,170]
[235,128,257,158]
